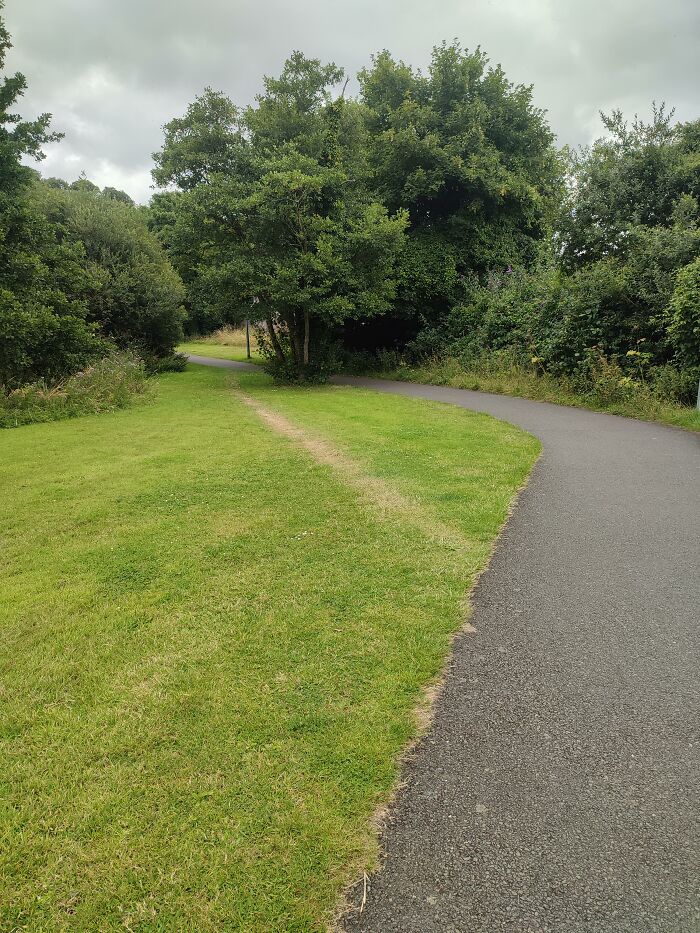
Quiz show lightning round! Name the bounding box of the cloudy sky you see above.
[5,0,699,203]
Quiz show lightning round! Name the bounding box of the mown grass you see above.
[1,364,538,931]
[182,341,700,431]
[378,356,700,432]
[180,326,263,364]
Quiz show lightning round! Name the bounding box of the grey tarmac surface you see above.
[337,378,700,933]
[188,357,700,932]
[185,353,258,371]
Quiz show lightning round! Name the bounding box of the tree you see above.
[70,174,99,193]
[558,106,700,268]
[153,54,406,377]
[36,183,186,357]
[357,43,563,334]
[0,1,102,388]
[669,256,700,368]
[152,87,249,190]
[102,186,134,205]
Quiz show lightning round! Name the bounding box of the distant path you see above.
[188,356,700,930]
[184,353,258,370]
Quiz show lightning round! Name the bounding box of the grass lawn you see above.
[1,364,538,931]
[179,329,263,365]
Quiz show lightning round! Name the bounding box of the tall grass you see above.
[190,324,257,351]
[0,351,150,429]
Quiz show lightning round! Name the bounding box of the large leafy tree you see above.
[149,88,256,333]
[356,43,563,334]
[152,87,249,191]
[0,1,102,387]
[558,106,700,268]
[153,53,407,377]
[37,184,186,357]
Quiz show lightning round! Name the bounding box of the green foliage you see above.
[101,185,134,205]
[0,6,185,390]
[34,183,186,357]
[416,106,700,403]
[246,51,344,156]
[0,350,149,428]
[0,7,102,389]
[358,43,563,323]
[144,350,189,373]
[154,53,407,378]
[152,49,696,391]
[669,256,700,367]
[558,107,700,267]
[152,86,249,190]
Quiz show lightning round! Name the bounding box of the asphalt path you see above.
[188,356,700,931]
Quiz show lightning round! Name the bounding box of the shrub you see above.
[143,350,188,374]
[256,323,343,385]
[0,287,105,389]
[669,256,700,368]
[0,351,150,428]
[35,184,187,358]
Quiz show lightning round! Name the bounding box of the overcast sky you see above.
[5,0,699,203]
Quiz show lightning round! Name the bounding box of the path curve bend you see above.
[189,357,700,931]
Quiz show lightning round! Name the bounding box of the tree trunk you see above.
[303,311,310,366]
[290,313,303,366]
[266,315,285,362]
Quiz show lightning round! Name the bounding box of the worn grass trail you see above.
[1,365,537,931]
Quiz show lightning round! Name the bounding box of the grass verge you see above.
[0,352,150,429]
[375,356,700,432]
[1,364,538,930]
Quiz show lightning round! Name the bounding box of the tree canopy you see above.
[152,52,407,377]
[0,1,185,389]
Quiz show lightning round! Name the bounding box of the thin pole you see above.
[245,318,251,359]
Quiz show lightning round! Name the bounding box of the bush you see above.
[669,256,700,367]
[0,351,150,428]
[35,183,187,358]
[261,352,339,385]
[143,350,188,374]
[0,287,105,389]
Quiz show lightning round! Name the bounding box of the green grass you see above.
[378,356,700,432]
[180,327,263,364]
[0,352,150,429]
[179,340,263,363]
[1,364,538,931]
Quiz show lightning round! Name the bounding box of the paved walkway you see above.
[339,378,699,932]
[189,357,700,930]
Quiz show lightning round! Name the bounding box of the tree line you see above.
[0,2,185,390]
[149,47,700,395]
[2,0,698,398]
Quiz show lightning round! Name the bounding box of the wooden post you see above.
[245,318,251,360]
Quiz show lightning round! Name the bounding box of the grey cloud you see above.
[5,0,699,202]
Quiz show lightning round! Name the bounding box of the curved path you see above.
[190,357,700,931]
